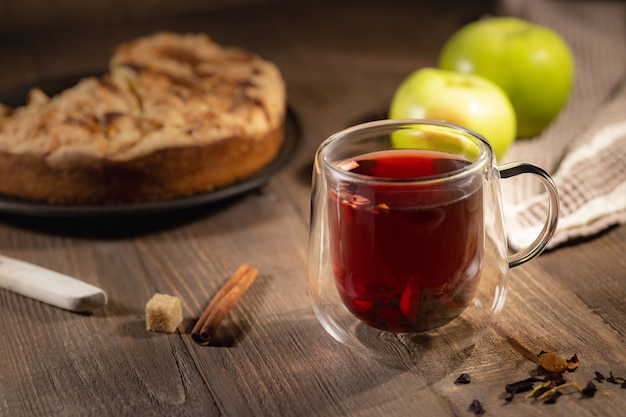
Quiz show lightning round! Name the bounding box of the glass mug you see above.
[308,119,559,361]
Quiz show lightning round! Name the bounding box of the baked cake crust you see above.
[0,32,286,204]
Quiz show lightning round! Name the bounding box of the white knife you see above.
[0,255,107,312]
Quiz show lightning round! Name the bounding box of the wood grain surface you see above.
[1,1,626,416]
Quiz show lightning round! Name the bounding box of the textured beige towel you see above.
[495,0,626,250]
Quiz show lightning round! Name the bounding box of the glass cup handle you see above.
[498,162,560,269]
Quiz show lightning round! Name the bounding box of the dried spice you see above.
[505,377,541,399]
[455,373,471,384]
[581,381,597,398]
[468,349,626,410]
[537,351,569,373]
[191,263,258,346]
[505,375,580,404]
[503,349,626,405]
[543,391,562,404]
[605,372,626,388]
[566,354,580,372]
[503,351,581,404]
[526,380,553,399]
[468,399,485,415]
[535,382,581,401]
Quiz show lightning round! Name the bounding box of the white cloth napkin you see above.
[496,0,626,250]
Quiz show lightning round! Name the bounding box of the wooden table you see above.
[2,1,626,416]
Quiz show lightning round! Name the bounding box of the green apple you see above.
[389,67,516,161]
[438,16,574,138]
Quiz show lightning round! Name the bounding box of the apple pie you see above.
[0,32,286,204]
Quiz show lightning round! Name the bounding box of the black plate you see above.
[0,75,302,217]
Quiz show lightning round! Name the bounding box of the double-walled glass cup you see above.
[308,120,559,361]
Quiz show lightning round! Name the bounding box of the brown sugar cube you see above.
[145,293,183,333]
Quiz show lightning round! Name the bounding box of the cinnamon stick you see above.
[191,263,258,345]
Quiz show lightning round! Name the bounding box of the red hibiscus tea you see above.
[328,149,484,333]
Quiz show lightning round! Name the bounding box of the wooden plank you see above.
[2,1,626,416]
